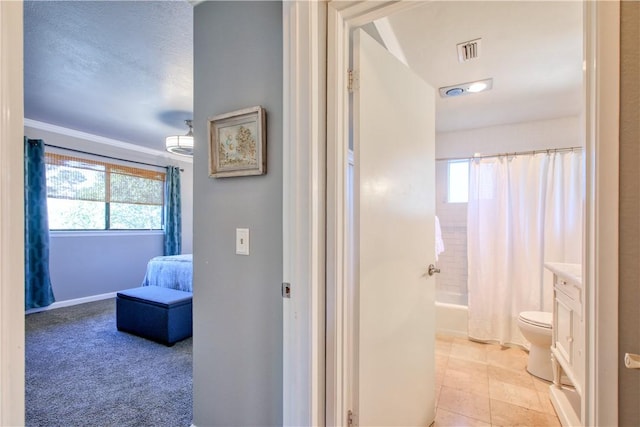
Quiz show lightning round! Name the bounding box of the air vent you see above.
[457,38,481,63]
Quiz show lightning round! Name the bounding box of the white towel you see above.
[435,215,445,261]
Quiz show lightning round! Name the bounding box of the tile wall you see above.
[435,161,469,305]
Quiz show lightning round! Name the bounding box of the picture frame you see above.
[208,106,266,178]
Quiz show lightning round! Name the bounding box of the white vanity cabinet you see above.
[545,262,583,426]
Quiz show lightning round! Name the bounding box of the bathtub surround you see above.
[467,150,583,346]
[435,226,468,305]
[436,302,468,337]
[435,160,468,305]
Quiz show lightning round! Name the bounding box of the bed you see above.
[141,254,193,292]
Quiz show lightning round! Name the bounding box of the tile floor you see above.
[434,334,561,426]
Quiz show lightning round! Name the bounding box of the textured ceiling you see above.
[380,1,583,133]
[24,0,193,151]
[23,1,582,151]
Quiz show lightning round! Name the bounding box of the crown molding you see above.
[24,118,193,164]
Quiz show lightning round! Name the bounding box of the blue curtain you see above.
[25,138,55,310]
[164,166,182,255]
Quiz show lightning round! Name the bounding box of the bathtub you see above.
[435,302,468,337]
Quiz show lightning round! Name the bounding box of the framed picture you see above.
[208,106,266,178]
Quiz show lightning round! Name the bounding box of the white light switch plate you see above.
[236,228,249,255]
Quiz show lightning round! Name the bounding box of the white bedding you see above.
[141,254,193,292]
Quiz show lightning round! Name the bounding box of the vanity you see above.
[545,262,583,426]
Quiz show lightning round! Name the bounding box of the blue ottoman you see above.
[116,286,192,346]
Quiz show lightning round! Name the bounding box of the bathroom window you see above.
[447,160,469,203]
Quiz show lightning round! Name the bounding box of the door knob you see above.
[625,353,640,369]
[427,264,441,276]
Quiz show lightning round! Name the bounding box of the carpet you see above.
[26,298,192,427]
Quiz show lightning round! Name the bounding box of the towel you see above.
[435,215,445,261]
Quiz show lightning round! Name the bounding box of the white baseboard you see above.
[25,291,117,315]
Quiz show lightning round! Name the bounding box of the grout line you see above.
[435,334,560,426]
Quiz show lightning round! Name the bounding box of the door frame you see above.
[0,0,25,425]
[583,2,620,424]
[283,0,620,426]
[282,2,327,427]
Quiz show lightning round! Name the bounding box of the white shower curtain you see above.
[467,151,583,346]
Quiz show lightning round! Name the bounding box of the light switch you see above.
[236,228,249,255]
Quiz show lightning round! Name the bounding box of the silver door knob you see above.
[427,264,441,276]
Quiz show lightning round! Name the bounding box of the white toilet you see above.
[518,311,553,381]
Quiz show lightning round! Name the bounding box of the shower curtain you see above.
[467,151,582,346]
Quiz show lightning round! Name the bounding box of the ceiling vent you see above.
[457,38,481,63]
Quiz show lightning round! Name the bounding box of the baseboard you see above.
[25,292,117,314]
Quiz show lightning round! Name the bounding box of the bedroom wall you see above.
[435,115,581,307]
[192,2,283,426]
[24,124,194,302]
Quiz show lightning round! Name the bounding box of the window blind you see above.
[45,152,165,230]
[45,153,165,206]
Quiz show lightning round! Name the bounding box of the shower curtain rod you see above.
[43,143,184,172]
[435,146,583,162]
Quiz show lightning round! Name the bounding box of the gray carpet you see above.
[26,298,192,427]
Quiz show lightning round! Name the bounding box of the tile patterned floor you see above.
[435,334,561,427]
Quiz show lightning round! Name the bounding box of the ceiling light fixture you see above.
[439,78,493,98]
[467,82,488,93]
[166,119,194,156]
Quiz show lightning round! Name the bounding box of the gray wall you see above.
[49,233,162,301]
[192,2,283,426]
[24,125,194,302]
[619,1,640,424]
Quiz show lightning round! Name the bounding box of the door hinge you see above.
[347,409,356,426]
[282,282,291,298]
[348,69,359,93]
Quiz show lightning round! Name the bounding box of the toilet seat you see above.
[519,311,552,329]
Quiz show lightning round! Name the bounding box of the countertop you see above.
[545,262,582,285]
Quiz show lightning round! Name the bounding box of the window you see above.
[447,160,469,203]
[45,153,165,230]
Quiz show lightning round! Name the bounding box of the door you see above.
[353,29,436,426]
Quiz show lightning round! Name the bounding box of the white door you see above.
[353,29,437,426]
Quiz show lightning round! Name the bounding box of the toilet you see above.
[518,311,553,381]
